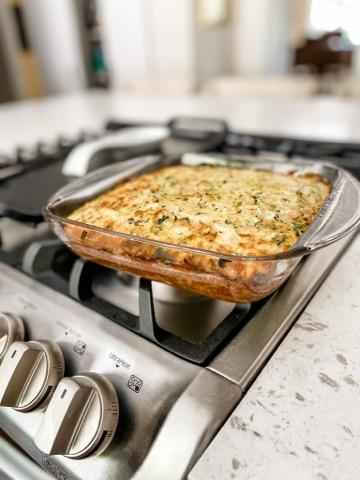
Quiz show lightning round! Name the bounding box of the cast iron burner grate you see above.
[6,238,260,365]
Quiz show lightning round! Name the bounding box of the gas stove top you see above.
[2,116,360,223]
[0,118,358,480]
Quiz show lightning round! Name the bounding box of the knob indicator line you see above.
[35,373,119,459]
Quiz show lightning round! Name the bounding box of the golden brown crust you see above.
[68,164,330,257]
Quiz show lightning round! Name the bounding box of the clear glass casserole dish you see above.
[44,153,360,303]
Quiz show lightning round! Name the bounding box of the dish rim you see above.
[43,154,360,263]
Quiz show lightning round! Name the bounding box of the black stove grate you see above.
[1,238,260,365]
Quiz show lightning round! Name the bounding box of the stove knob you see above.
[0,340,64,412]
[35,373,119,459]
[0,313,25,362]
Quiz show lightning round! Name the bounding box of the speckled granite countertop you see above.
[190,234,360,480]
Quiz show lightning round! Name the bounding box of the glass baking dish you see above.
[44,153,360,303]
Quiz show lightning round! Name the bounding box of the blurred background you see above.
[1,0,360,103]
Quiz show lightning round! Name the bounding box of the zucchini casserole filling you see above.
[68,164,330,257]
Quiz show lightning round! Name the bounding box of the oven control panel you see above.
[0,263,198,480]
[0,312,118,458]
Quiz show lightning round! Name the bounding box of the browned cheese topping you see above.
[68,164,331,256]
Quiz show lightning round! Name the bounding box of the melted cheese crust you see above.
[68,164,330,256]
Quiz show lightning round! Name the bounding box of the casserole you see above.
[44,154,360,302]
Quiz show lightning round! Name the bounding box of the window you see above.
[309,0,360,45]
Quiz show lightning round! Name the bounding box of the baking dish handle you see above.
[302,170,360,251]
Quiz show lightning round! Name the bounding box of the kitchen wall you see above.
[98,0,293,91]
[22,0,87,95]
[146,0,196,86]
[195,10,233,83]
[2,0,359,100]
[232,0,291,76]
[97,0,196,91]
[97,0,149,86]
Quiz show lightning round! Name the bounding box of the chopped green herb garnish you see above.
[251,192,263,205]
[247,217,262,227]
[127,217,143,226]
[157,215,169,224]
[292,222,306,237]
[274,234,285,245]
